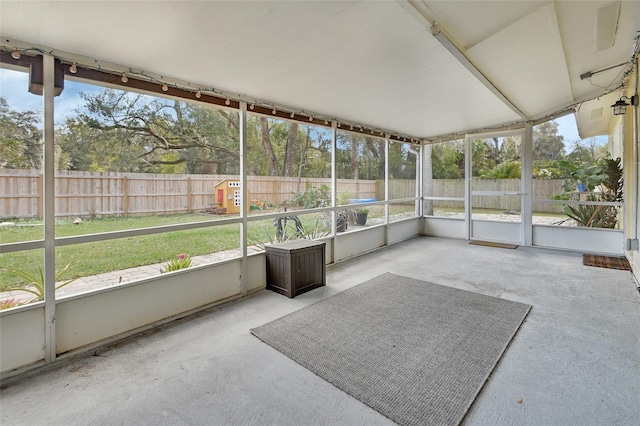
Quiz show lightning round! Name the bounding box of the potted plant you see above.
[355,207,369,226]
[336,210,348,232]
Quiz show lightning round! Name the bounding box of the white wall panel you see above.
[389,218,420,245]
[247,254,266,292]
[335,227,385,261]
[472,220,522,244]
[0,306,45,375]
[533,225,624,255]
[55,261,242,353]
[422,217,465,239]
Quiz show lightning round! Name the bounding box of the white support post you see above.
[384,136,390,245]
[464,135,472,240]
[523,124,534,246]
[418,143,423,217]
[331,122,337,247]
[42,54,56,363]
[422,142,434,217]
[239,102,248,295]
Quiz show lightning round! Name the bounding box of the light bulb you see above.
[337,123,341,128]
[290,112,295,118]
[350,125,353,130]
[162,84,169,92]
[225,98,231,106]
[11,50,21,60]
[371,130,374,134]
[309,117,313,122]
[272,108,277,115]
[195,90,201,99]
[324,120,328,125]
[121,73,128,83]
[69,63,77,74]
[250,104,255,110]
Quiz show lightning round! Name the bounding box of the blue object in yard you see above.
[349,198,377,204]
[577,183,587,192]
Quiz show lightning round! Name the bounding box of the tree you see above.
[0,96,42,169]
[283,122,298,177]
[61,89,240,173]
[430,140,464,179]
[533,121,565,161]
[566,138,608,163]
[259,117,279,176]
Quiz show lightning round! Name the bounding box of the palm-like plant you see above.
[479,161,521,179]
[563,158,623,228]
[1,262,77,302]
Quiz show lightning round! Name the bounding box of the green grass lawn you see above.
[0,213,330,289]
[1,206,422,290]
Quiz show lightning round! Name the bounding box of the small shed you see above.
[212,179,248,214]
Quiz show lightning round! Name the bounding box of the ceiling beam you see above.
[401,0,529,120]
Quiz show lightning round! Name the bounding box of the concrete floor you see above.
[1,237,639,425]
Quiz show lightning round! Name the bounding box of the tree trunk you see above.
[296,126,311,193]
[283,122,298,177]
[260,117,279,176]
[351,136,359,180]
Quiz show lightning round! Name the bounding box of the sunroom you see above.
[1,1,639,424]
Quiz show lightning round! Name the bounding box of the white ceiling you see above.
[0,0,638,139]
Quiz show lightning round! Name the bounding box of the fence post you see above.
[37,174,44,219]
[122,176,128,217]
[187,177,193,212]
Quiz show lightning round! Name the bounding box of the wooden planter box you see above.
[265,240,326,298]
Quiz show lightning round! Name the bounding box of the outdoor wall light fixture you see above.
[611,95,638,115]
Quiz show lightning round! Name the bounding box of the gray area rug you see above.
[251,273,531,426]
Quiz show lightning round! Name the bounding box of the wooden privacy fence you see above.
[1,169,565,219]
[0,169,378,218]
[426,178,565,213]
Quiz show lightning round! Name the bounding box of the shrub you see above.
[1,262,77,302]
[160,253,193,273]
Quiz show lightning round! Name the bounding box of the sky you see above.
[0,67,598,147]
